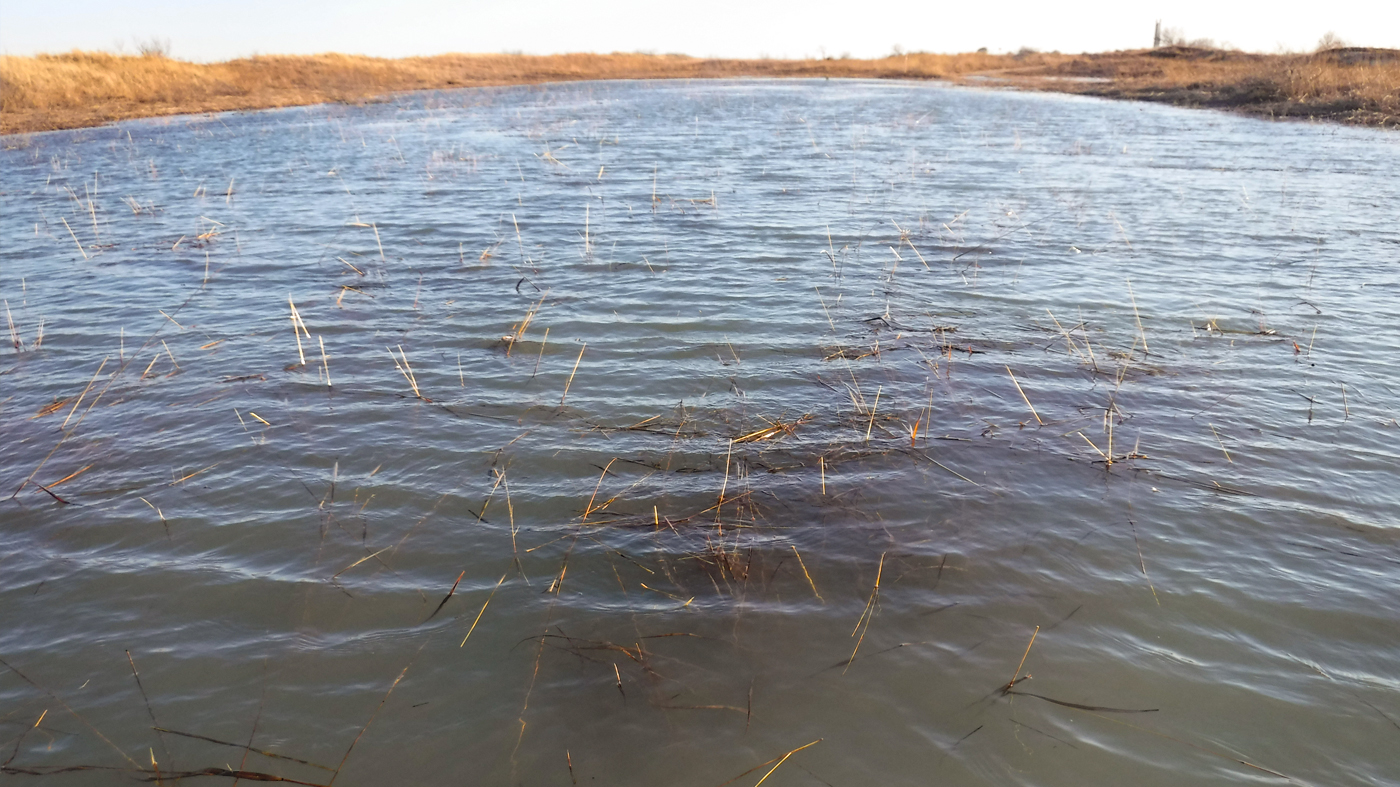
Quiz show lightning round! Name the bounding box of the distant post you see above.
[1153,20,1161,48]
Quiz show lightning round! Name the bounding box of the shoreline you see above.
[2,47,1396,136]
[982,46,1400,129]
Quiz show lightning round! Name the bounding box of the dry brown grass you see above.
[0,50,1030,134]
[2,47,1397,135]
[1001,46,1400,127]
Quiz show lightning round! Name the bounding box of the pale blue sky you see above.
[2,0,1395,61]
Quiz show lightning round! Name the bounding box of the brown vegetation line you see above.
[1,48,1397,135]
[1002,46,1400,128]
[0,51,1015,134]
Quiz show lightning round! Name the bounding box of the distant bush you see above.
[1316,32,1349,52]
[137,37,171,58]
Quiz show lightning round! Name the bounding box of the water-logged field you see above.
[2,79,1399,786]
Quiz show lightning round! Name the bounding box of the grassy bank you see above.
[1003,46,1400,127]
[0,51,1012,134]
[1,47,1397,135]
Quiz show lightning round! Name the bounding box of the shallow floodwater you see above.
[2,80,1399,786]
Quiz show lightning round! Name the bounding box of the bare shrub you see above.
[136,37,171,58]
[1316,32,1349,52]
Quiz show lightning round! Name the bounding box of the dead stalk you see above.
[560,343,586,405]
[319,336,331,387]
[1005,625,1040,693]
[1006,366,1043,425]
[864,386,882,442]
[60,217,88,259]
[388,345,422,398]
[1126,279,1148,356]
[288,296,306,366]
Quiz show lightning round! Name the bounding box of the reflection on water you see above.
[1,79,1398,786]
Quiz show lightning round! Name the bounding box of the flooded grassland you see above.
[2,80,1399,786]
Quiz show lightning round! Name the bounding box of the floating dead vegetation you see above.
[29,397,70,418]
[731,414,811,444]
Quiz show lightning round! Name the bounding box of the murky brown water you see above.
[2,79,1399,786]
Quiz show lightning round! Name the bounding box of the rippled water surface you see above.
[3,79,1399,786]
